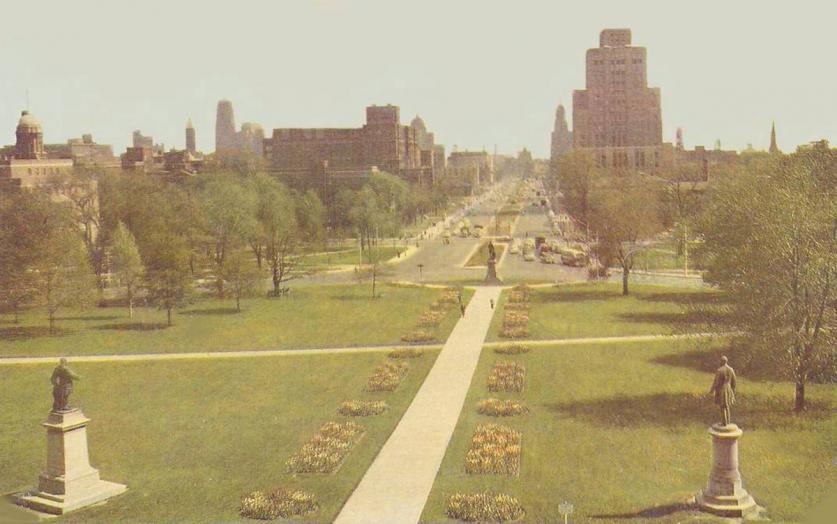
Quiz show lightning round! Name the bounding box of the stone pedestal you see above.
[15,408,126,515]
[484,258,502,285]
[696,424,764,519]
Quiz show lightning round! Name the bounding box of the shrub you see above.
[401,329,435,343]
[286,421,364,473]
[338,400,387,417]
[487,361,525,392]
[477,398,530,417]
[446,492,525,522]
[464,424,522,475]
[240,488,318,520]
[494,344,530,355]
[417,310,444,327]
[367,361,409,391]
[499,325,530,339]
[389,347,424,359]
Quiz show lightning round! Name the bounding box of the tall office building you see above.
[572,29,663,170]
[550,104,573,161]
[215,100,237,153]
[185,118,196,153]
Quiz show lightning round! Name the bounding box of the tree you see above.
[144,234,192,327]
[554,150,601,228]
[0,193,40,322]
[658,164,707,257]
[111,221,144,318]
[355,237,393,298]
[589,176,663,295]
[252,175,303,296]
[47,168,101,269]
[221,249,262,312]
[698,145,836,411]
[201,175,256,296]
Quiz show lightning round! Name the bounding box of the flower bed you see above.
[388,347,424,359]
[429,299,450,312]
[494,344,530,355]
[464,423,522,475]
[487,361,525,392]
[286,421,364,473]
[240,488,318,520]
[439,288,460,304]
[446,492,525,522]
[338,400,387,417]
[477,398,530,417]
[400,329,435,343]
[503,301,530,311]
[502,311,529,328]
[499,325,530,339]
[366,361,409,391]
[417,310,444,327]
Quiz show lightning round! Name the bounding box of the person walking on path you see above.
[490,298,494,309]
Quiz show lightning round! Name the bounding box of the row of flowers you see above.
[285,421,365,474]
[500,285,531,338]
[366,360,409,392]
[446,491,525,522]
[401,287,460,342]
[487,361,526,393]
[464,423,522,476]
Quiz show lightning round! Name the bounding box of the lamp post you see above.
[558,501,574,524]
[417,263,424,281]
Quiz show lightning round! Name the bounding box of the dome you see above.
[410,115,426,131]
[17,110,42,131]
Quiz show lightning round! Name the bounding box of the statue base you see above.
[484,259,503,285]
[15,408,127,516]
[695,424,764,519]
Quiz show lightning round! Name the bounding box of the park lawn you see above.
[421,339,836,523]
[464,242,506,268]
[0,284,459,358]
[632,242,704,272]
[488,282,723,341]
[0,350,439,523]
[302,245,407,268]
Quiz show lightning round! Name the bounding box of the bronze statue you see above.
[488,241,496,261]
[709,356,736,426]
[51,358,80,412]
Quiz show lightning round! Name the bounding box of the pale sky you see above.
[1,0,834,158]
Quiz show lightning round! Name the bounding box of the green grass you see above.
[464,242,506,268]
[0,351,439,523]
[421,339,836,523]
[0,284,459,358]
[302,246,406,268]
[488,282,723,341]
[631,242,704,272]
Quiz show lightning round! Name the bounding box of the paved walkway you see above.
[334,286,502,524]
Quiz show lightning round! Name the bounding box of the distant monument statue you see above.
[484,241,502,284]
[16,359,126,515]
[709,355,735,426]
[51,357,79,412]
[695,356,764,519]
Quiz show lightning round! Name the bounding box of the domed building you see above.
[1,110,74,190]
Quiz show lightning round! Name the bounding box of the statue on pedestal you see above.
[708,356,736,427]
[484,241,502,284]
[51,358,80,412]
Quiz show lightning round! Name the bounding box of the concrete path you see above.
[334,286,502,524]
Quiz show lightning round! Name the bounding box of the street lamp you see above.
[558,501,574,524]
[417,263,424,281]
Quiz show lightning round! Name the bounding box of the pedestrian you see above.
[460,303,465,317]
[490,299,494,309]
[457,291,463,305]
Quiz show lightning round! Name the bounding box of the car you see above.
[560,249,588,267]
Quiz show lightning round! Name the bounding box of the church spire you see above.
[769,121,779,153]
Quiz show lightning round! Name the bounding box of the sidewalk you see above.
[334,286,502,524]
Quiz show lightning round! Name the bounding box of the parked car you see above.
[560,249,588,267]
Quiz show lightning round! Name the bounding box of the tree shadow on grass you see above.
[653,342,796,383]
[591,502,704,521]
[617,311,729,329]
[53,314,118,322]
[545,392,830,431]
[640,291,730,306]
[179,307,240,316]
[531,289,621,304]
[0,326,73,340]
[94,322,169,332]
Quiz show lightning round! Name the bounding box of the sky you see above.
[1,0,834,158]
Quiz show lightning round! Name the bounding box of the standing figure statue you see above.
[487,241,496,262]
[51,358,80,412]
[709,356,736,426]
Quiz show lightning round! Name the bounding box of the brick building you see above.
[572,29,664,171]
[0,111,74,190]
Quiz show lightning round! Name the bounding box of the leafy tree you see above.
[47,168,101,267]
[698,144,836,411]
[110,221,144,318]
[252,175,302,296]
[144,233,192,326]
[201,175,256,296]
[554,150,601,228]
[0,192,40,321]
[355,237,393,298]
[221,249,262,312]
[589,176,663,295]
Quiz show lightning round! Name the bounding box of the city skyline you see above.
[1,0,835,157]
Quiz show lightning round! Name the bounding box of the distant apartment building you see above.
[446,150,494,195]
[214,99,264,156]
[572,29,664,171]
[0,111,74,190]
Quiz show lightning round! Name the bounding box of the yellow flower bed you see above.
[502,311,529,328]
[366,361,410,391]
[494,344,530,355]
[338,400,387,417]
[503,301,530,311]
[240,488,318,520]
[401,329,435,343]
[286,421,364,473]
[417,310,445,327]
[477,398,530,417]
[464,423,522,475]
[446,492,525,522]
[388,347,424,359]
[487,361,525,392]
